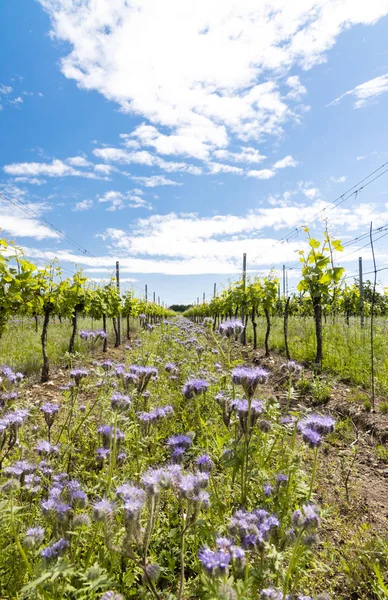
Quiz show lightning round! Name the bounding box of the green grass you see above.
[0,317,125,375]
[247,315,388,396]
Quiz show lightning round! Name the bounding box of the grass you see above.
[0,317,387,598]
[246,315,388,396]
[0,317,127,375]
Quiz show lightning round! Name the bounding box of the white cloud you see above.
[13,177,47,185]
[329,175,346,183]
[0,185,60,240]
[94,163,116,175]
[10,96,23,106]
[39,0,388,159]
[74,199,93,211]
[67,156,91,167]
[3,158,104,180]
[285,76,307,100]
[93,145,201,174]
[0,84,13,95]
[131,175,182,188]
[330,73,388,108]
[23,192,388,275]
[208,163,243,175]
[213,147,266,164]
[247,169,275,179]
[273,155,298,169]
[97,190,152,211]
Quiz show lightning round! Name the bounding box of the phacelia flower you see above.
[23,527,45,549]
[232,366,269,398]
[41,538,69,560]
[70,368,89,386]
[219,319,245,338]
[182,378,209,400]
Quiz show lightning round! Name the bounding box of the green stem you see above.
[107,411,118,493]
[10,495,33,578]
[307,445,319,502]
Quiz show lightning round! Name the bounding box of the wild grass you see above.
[247,315,388,396]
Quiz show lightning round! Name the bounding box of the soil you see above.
[18,340,388,557]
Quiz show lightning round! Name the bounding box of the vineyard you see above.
[0,232,388,600]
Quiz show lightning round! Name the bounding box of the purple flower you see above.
[1,391,19,401]
[4,460,37,480]
[23,527,45,549]
[260,589,287,600]
[196,454,214,473]
[101,360,114,371]
[111,393,131,412]
[276,473,288,486]
[302,428,321,448]
[36,440,60,456]
[129,365,158,392]
[93,499,115,521]
[70,368,89,386]
[280,360,303,376]
[3,408,29,430]
[67,480,88,507]
[232,366,269,398]
[165,362,176,373]
[298,414,335,436]
[40,403,59,428]
[198,547,230,576]
[263,484,273,497]
[292,504,320,529]
[182,378,209,400]
[100,593,125,600]
[167,434,192,449]
[141,468,164,496]
[219,319,245,338]
[97,447,110,461]
[41,498,71,522]
[98,425,125,448]
[41,538,69,560]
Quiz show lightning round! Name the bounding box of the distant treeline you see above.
[169,304,192,313]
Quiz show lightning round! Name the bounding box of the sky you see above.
[1,0,388,306]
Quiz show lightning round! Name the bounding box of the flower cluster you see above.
[229,507,279,549]
[231,398,264,433]
[198,537,245,577]
[167,433,193,462]
[70,368,89,386]
[79,329,107,340]
[0,365,23,385]
[129,365,158,393]
[182,378,209,400]
[218,319,245,338]
[298,414,335,448]
[232,366,269,398]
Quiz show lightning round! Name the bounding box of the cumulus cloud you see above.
[131,175,182,188]
[329,175,346,183]
[3,158,105,180]
[329,73,388,108]
[67,156,91,167]
[74,199,93,211]
[0,185,60,240]
[21,193,388,275]
[0,83,13,95]
[273,155,298,169]
[97,190,152,211]
[247,169,275,180]
[38,0,388,161]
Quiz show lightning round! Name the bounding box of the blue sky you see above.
[1,0,388,305]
